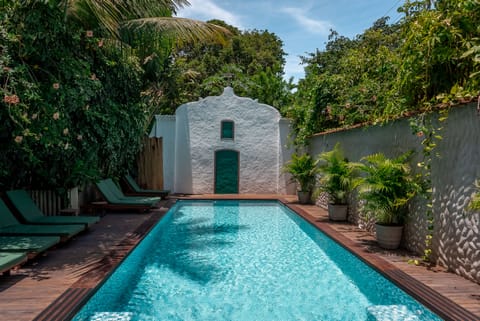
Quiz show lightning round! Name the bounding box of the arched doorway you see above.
[214,150,239,193]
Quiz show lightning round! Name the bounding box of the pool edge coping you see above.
[33,196,477,321]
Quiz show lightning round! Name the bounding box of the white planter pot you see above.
[375,224,403,249]
[328,204,348,221]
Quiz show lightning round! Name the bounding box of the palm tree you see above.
[64,0,229,54]
[63,0,231,120]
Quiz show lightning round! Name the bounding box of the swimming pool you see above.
[72,200,441,321]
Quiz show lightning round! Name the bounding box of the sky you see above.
[177,0,404,82]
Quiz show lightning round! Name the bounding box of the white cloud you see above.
[281,7,332,35]
[177,0,244,29]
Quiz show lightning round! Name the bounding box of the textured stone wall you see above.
[309,103,480,283]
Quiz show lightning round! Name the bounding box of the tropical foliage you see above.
[288,0,480,144]
[468,181,480,211]
[154,20,295,114]
[282,153,319,192]
[0,0,228,191]
[357,151,424,225]
[317,143,359,204]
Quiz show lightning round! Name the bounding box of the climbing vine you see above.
[409,106,449,263]
[468,180,480,211]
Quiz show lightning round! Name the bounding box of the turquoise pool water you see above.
[73,200,441,321]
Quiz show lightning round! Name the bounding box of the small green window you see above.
[221,120,234,139]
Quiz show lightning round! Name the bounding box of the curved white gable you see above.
[155,87,294,194]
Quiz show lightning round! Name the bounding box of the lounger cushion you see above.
[0,223,84,238]
[0,252,27,274]
[96,179,159,206]
[104,179,160,202]
[125,174,170,195]
[0,200,84,239]
[0,236,60,254]
[6,190,100,227]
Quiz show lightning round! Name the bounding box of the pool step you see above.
[366,305,420,321]
[90,312,133,321]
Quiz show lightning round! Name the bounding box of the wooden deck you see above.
[0,195,478,320]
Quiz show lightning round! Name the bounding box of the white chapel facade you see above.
[149,87,294,194]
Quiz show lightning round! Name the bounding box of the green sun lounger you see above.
[0,235,60,259]
[6,190,100,228]
[0,200,85,242]
[0,252,28,275]
[123,174,169,199]
[96,179,160,206]
[103,179,161,203]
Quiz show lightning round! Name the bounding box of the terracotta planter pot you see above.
[328,204,348,221]
[375,223,403,249]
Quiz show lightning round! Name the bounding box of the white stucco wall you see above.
[149,115,176,191]
[172,105,193,194]
[173,87,291,194]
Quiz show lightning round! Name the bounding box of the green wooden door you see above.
[215,150,239,194]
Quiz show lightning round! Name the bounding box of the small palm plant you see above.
[357,151,423,249]
[283,153,319,203]
[357,151,423,225]
[318,143,359,205]
[468,180,480,211]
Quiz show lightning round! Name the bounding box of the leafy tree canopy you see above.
[0,0,230,191]
[153,20,295,115]
[289,0,480,145]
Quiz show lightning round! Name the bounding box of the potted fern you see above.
[318,143,359,221]
[283,153,319,204]
[357,151,423,249]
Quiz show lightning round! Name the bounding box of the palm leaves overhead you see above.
[65,0,230,46]
[124,17,229,47]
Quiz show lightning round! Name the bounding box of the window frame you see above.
[220,120,235,140]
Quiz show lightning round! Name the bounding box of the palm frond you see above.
[66,0,124,37]
[358,150,422,224]
[66,0,223,44]
[317,143,360,204]
[120,0,190,17]
[124,17,230,46]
